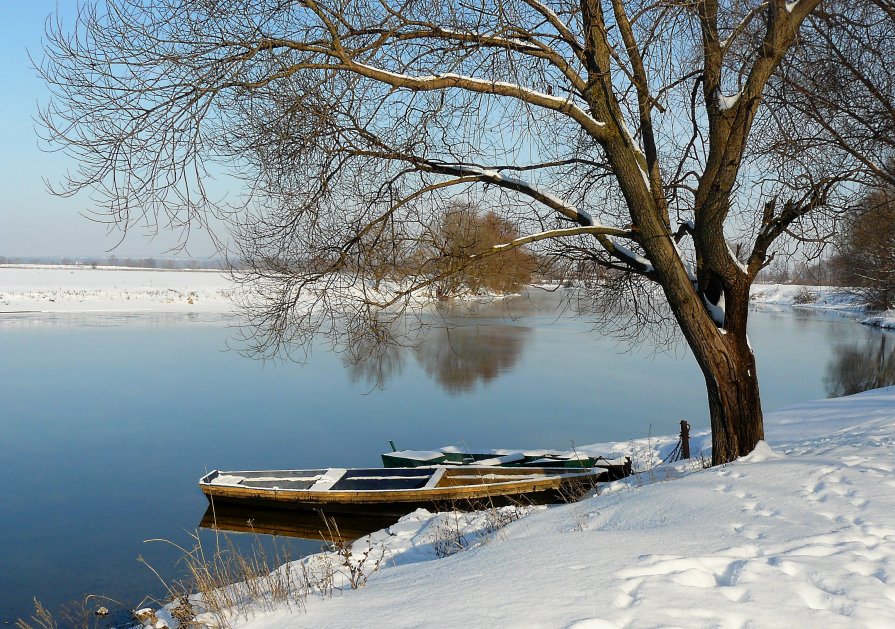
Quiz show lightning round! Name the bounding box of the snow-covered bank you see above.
[0,264,487,315]
[164,387,895,629]
[861,310,895,329]
[749,282,866,312]
[749,282,895,330]
[2,269,886,325]
[0,265,235,313]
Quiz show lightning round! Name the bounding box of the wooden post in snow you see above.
[680,420,691,459]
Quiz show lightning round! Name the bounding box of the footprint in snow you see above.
[565,619,621,629]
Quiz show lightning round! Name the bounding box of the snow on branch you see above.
[376,27,588,95]
[341,60,608,139]
[476,225,633,257]
[702,293,726,327]
[422,162,598,227]
[715,89,742,111]
[608,239,654,274]
[415,161,655,275]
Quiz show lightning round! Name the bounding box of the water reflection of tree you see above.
[341,320,411,389]
[344,298,537,391]
[343,340,407,389]
[414,324,530,394]
[824,335,895,398]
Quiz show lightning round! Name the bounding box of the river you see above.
[1,295,892,622]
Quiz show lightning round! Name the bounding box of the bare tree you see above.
[38,1,895,464]
[428,202,537,298]
[836,183,895,310]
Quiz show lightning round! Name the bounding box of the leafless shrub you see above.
[792,287,817,305]
[428,202,537,299]
[431,511,471,559]
[136,531,303,629]
[429,504,528,559]
[319,517,387,590]
[479,504,528,539]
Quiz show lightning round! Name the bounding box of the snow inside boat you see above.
[381,447,632,479]
[199,466,607,515]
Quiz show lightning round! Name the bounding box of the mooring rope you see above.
[660,438,684,464]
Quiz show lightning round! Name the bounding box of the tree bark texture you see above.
[699,336,765,464]
[671,285,765,465]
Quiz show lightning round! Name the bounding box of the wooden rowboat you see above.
[381,447,632,479]
[199,466,605,516]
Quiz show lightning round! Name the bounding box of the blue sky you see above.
[0,2,219,259]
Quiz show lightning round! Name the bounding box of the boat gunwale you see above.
[199,466,604,502]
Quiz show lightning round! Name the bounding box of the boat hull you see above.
[382,449,633,479]
[199,466,606,517]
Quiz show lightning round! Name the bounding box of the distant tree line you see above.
[834,183,895,311]
[0,255,225,270]
[756,177,895,312]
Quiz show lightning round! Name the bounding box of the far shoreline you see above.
[4,265,894,328]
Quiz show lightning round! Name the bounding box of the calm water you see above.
[1,297,892,621]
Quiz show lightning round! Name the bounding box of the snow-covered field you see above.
[0,265,235,313]
[156,387,895,629]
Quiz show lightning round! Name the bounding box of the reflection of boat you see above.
[199,466,606,516]
[199,503,398,542]
[381,447,632,479]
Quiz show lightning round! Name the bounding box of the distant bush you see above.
[835,184,895,311]
[427,202,537,298]
[793,287,818,304]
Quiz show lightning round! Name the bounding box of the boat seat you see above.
[330,467,433,491]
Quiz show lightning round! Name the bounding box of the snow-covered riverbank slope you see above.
[176,386,895,629]
[749,282,866,311]
[750,282,895,329]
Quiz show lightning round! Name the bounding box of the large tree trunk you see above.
[652,250,765,466]
[674,287,765,466]
[601,137,766,466]
[698,338,765,465]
